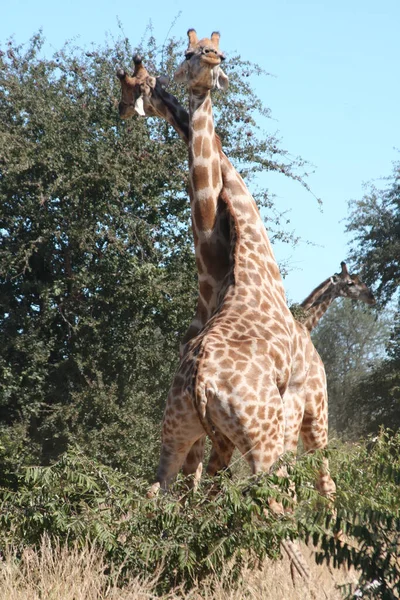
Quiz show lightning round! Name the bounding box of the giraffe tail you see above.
[193,380,229,470]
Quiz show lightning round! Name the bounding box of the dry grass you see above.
[0,537,359,600]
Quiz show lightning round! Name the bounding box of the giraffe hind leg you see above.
[206,431,235,476]
[182,432,235,489]
[301,406,336,498]
[207,387,286,476]
[148,388,205,496]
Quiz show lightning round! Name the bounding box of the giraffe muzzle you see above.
[200,47,223,65]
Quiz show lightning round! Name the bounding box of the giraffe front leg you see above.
[182,436,206,489]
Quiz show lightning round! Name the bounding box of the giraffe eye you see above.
[347,281,355,286]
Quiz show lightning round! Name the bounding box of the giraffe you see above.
[117,38,332,580]
[297,261,376,331]
[124,29,336,503]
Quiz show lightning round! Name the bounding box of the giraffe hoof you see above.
[147,482,161,499]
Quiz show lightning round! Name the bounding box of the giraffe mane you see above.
[300,276,332,308]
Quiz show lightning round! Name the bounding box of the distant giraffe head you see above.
[297,261,376,331]
[174,29,229,91]
[117,56,170,119]
[331,261,376,305]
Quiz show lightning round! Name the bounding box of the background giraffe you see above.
[297,261,376,331]
[127,30,335,502]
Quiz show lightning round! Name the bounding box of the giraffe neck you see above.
[300,278,337,330]
[144,82,231,347]
[184,89,231,324]
[217,161,288,311]
[188,90,223,235]
[149,82,289,323]
[151,83,189,142]
[166,85,288,312]
[300,277,332,309]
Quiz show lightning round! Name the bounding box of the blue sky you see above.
[1,0,399,302]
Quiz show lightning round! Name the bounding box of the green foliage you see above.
[322,430,400,598]
[289,302,309,323]
[345,344,400,437]
[0,32,191,474]
[0,449,297,592]
[346,157,400,307]
[344,159,400,441]
[1,432,399,597]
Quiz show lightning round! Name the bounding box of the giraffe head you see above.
[330,262,376,305]
[174,29,229,91]
[117,55,169,119]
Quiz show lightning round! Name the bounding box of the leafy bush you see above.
[310,430,400,599]
[1,431,399,597]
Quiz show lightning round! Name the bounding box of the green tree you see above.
[345,159,400,437]
[345,306,400,436]
[0,33,193,477]
[346,158,400,306]
[0,32,310,477]
[311,299,390,437]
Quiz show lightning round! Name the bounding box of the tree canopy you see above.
[311,299,392,437]
[346,158,400,306]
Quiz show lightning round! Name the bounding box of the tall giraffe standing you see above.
[124,30,335,501]
[117,41,333,579]
[297,261,376,331]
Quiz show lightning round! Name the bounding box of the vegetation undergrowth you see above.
[1,429,399,598]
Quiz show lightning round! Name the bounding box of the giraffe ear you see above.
[187,29,198,47]
[146,75,157,90]
[215,67,229,91]
[330,275,339,284]
[211,31,220,50]
[134,95,146,116]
